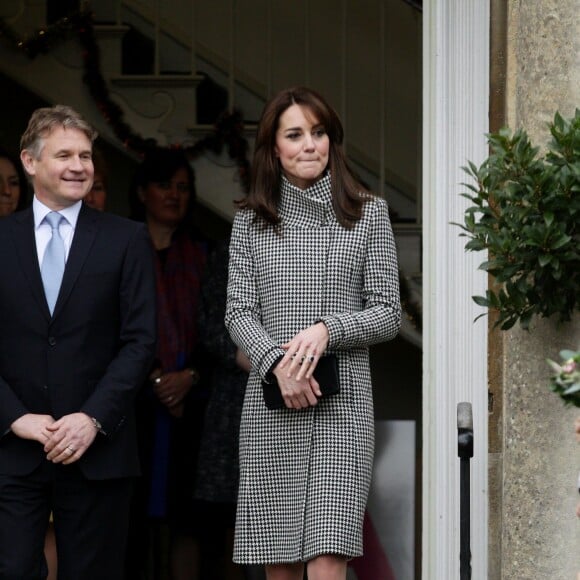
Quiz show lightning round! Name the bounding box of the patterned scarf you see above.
[155,230,207,372]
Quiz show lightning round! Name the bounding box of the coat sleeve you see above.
[80,224,157,436]
[0,379,28,436]
[225,211,285,380]
[319,198,401,349]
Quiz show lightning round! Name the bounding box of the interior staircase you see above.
[0,0,422,346]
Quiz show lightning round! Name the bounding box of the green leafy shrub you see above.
[456,110,580,330]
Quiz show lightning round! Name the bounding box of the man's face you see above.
[21,126,94,210]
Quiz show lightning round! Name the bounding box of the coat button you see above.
[48,336,56,346]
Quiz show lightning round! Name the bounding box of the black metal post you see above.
[457,402,474,580]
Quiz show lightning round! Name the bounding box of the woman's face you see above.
[139,166,191,227]
[274,104,330,190]
[0,157,22,217]
[84,170,107,211]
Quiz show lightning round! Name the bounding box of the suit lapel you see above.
[52,204,99,319]
[12,208,52,320]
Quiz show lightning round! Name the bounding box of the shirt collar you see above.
[33,196,83,229]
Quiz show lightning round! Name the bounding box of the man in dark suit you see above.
[0,105,157,579]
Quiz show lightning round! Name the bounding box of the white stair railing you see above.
[107,0,421,224]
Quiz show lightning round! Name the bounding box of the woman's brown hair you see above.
[241,86,370,228]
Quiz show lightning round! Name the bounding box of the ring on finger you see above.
[66,446,75,455]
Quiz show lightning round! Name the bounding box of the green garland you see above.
[0,10,83,58]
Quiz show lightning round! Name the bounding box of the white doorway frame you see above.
[422,0,490,578]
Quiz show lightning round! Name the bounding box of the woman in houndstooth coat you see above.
[225,87,401,580]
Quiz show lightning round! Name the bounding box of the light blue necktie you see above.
[41,212,66,314]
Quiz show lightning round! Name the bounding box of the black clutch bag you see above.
[262,354,340,410]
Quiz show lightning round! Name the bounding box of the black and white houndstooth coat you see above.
[225,172,401,564]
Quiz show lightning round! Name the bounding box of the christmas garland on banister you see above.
[0,7,423,335]
[0,9,84,58]
[0,7,251,192]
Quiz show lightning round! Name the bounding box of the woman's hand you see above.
[278,322,330,382]
[151,369,196,415]
[272,366,322,409]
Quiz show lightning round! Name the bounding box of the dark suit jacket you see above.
[0,204,157,480]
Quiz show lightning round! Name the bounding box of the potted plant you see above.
[455,110,580,330]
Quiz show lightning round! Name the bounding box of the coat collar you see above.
[278,172,334,226]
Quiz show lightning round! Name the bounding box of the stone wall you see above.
[492,1,580,577]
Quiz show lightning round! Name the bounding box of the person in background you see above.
[194,239,250,580]
[84,147,108,211]
[0,146,28,216]
[225,87,401,580]
[0,104,156,580]
[126,148,209,580]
